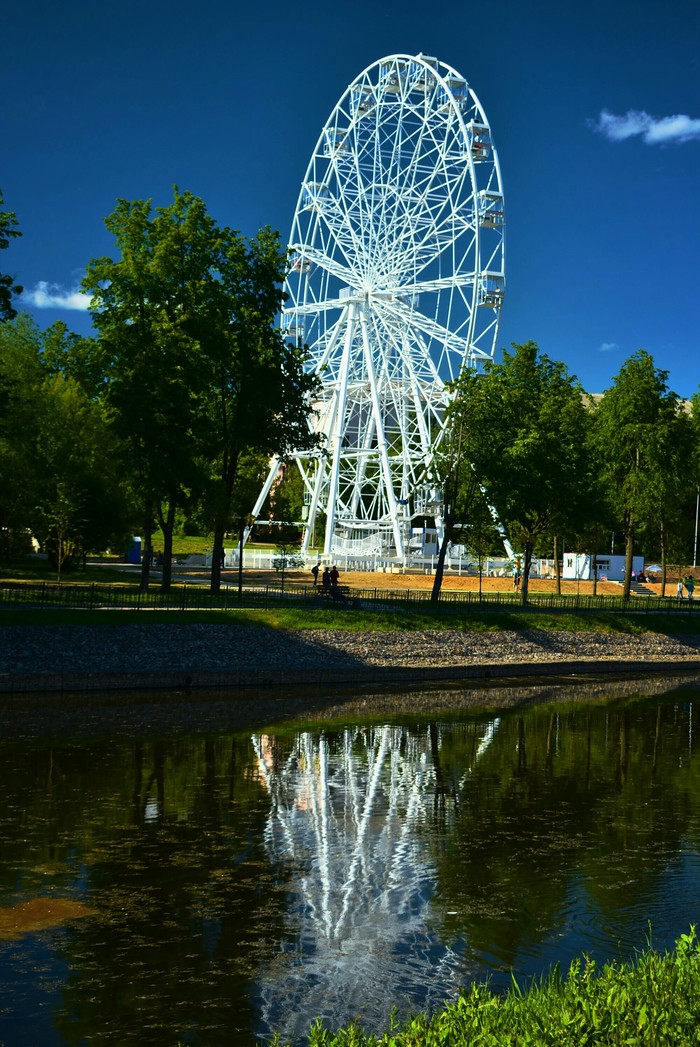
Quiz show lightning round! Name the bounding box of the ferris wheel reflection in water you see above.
[250,722,499,1040]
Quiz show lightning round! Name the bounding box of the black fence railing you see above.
[0,580,698,616]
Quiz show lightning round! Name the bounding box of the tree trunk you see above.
[210,520,225,594]
[209,450,240,595]
[430,522,451,604]
[521,540,533,606]
[140,515,152,592]
[623,519,634,600]
[553,534,562,595]
[237,515,245,599]
[158,500,176,593]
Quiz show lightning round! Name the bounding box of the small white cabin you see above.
[563,553,644,581]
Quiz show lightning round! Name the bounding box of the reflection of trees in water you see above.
[251,722,499,1040]
[433,699,700,976]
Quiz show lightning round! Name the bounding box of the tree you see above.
[591,351,691,599]
[83,189,219,591]
[460,487,502,598]
[196,226,319,594]
[0,190,22,322]
[41,320,103,397]
[31,374,133,573]
[447,341,592,605]
[429,412,481,603]
[0,314,132,566]
[0,315,43,554]
[84,189,319,595]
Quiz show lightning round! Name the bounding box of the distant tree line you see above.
[2,187,699,602]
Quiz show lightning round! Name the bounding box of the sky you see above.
[3,0,700,396]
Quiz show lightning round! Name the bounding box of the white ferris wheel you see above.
[251,53,505,559]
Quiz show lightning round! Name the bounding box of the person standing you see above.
[330,565,339,588]
[677,579,684,602]
[322,566,331,589]
[686,577,695,602]
[311,563,319,587]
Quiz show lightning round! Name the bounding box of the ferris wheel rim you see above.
[284,52,504,382]
[270,52,506,555]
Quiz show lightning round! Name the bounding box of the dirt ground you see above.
[228,567,676,599]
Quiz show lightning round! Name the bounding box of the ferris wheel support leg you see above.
[324,307,356,557]
[245,457,283,543]
[300,456,328,556]
[359,309,404,557]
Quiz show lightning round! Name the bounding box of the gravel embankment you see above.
[2,622,700,694]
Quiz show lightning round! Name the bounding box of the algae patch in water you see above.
[0,896,98,939]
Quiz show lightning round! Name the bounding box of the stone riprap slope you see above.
[2,622,700,684]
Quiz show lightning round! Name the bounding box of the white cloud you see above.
[598,342,619,353]
[590,109,700,145]
[22,281,91,311]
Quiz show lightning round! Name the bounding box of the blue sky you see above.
[3,0,699,396]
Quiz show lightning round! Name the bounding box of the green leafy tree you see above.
[460,486,502,597]
[0,190,22,322]
[196,227,319,594]
[83,189,217,591]
[591,350,691,598]
[41,320,103,397]
[85,190,319,595]
[0,315,44,554]
[31,374,132,573]
[448,341,591,604]
[429,414,481,603]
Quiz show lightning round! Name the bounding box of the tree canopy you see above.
[0,190,23,322]
[448,341,592,603]
[83,187,318,591]
[591,349,694,596]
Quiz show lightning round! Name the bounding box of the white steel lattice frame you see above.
[251,53,505,558]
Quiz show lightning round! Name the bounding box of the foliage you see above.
[0,315,43,551]
[591,350,694,598]
[83,188,319,595]
[0,189,22,321]
[269,929,700,1045]
[0,316,133,567]
[448,342,592,605]
[83,189,219,590]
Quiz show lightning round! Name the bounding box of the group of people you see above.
[677,577,696,602]
[311,563,340,590]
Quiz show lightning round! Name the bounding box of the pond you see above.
[2,675,700,1045]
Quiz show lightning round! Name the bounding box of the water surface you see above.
[2,679,700,1045]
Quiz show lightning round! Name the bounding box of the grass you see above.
[269,928,700,1046]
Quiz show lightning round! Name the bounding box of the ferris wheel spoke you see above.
[381,299,467,364]
[289,242,357,288]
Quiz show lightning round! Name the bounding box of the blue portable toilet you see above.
[125,537,142,565]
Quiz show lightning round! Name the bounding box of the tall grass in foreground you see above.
[273,928,700,1046]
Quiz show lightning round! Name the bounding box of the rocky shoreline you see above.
[2,622,700,693]
[3,622,700,742]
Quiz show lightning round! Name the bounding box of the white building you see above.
[563,552,644,581]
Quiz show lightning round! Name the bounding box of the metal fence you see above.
[0,580,697,616]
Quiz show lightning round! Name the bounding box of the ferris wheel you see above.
[251,53,505,559]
